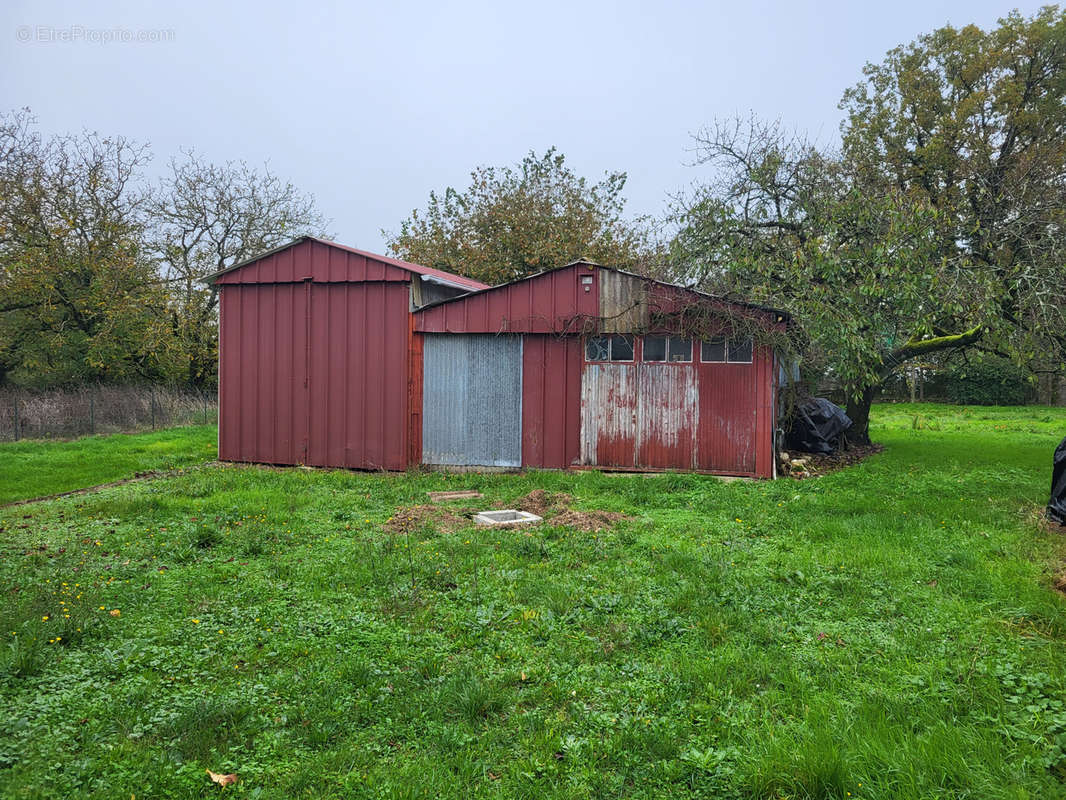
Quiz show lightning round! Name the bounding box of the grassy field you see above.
[1,403,1065,798]
[0,426,217,505]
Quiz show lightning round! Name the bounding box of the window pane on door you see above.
[610,335,634,361]
[585,336,609,361]
[701,338,726,362]
[643,336,666,362]
[668,337,692,362]
[728,337,753,363]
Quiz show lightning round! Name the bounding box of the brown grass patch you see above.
[383,505,469,535]
[515,489,574,517]
[549,510,630,532]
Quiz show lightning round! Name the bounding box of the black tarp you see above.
[785,398,853,454]
[1049,436,1066,525]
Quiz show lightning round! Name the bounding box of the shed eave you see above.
[420,273,471,291]
[199,235,487,291]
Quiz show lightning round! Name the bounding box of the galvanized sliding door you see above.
[422,334,523,467]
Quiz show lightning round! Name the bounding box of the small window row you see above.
[585,335,753,364]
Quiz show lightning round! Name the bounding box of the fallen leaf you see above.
[816,632,828,641]
[520,671,528,681]
[206,769,238,787]
[109,609,121,617]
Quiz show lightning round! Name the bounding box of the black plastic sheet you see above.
[784,398,853,455]
[1049,436,1066,525]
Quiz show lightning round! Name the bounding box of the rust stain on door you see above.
[636,365,698,469]
[581,362,698,469]
[580,363,638,466]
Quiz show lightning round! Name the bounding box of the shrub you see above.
[945,357,1031,406]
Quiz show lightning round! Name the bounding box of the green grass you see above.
[0,426,217,505]
[1,403,1065,798]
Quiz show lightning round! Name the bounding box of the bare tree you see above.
[149,152,330,386]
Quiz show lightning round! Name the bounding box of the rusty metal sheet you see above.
[636,365,698,469]
[598,269,649,333]
[580,363,638,467]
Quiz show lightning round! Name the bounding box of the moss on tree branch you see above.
[879,325,984,380]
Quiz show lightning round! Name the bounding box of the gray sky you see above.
[1,0,1041,252]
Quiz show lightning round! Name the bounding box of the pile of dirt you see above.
[515,489,574,516]
[1054,573,1066,597]
[383,505,468,535]
[783,443,884,479]
[549,510,630,532]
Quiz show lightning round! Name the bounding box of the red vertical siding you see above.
[636,365,699,470]
[579,363,639,467]
[416,263,599,333]
[408,323,424,466]
[219,283,310,464]
[695,358,759,475]
[304,282,410,470]
[753,347,774,478]
[219,281,410,470]
[521,336,583,468]
[217,238,414,284]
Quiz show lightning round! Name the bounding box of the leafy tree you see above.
[842,6,1066,346]
[0,112,328,389]
[148,153,328,387]
[672,6,1066,443]
[670,119,955,442]
[0,110,176,387]
[385,148,659,286]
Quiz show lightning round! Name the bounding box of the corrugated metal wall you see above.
[306,282,411,470]
[422,334,523,467]
[695,361,759,474]
[219,283,310,465]
[217,238,415,285]
[415,265,781,478]
[416,263,600,334]
[217,239,417,470]
[521,336,583,469]
[580,362,701,470]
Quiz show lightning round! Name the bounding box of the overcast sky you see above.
[1,0,1042,252]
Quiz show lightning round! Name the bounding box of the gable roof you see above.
[202,236,488,292]
[416,259,791,322]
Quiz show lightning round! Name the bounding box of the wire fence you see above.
[0,385,217,441]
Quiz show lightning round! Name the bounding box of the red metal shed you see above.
[208,237,486,470]
[414,262,787,478]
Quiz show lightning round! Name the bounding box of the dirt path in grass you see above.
[0,464,218,509]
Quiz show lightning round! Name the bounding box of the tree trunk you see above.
[846,386,875,446]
